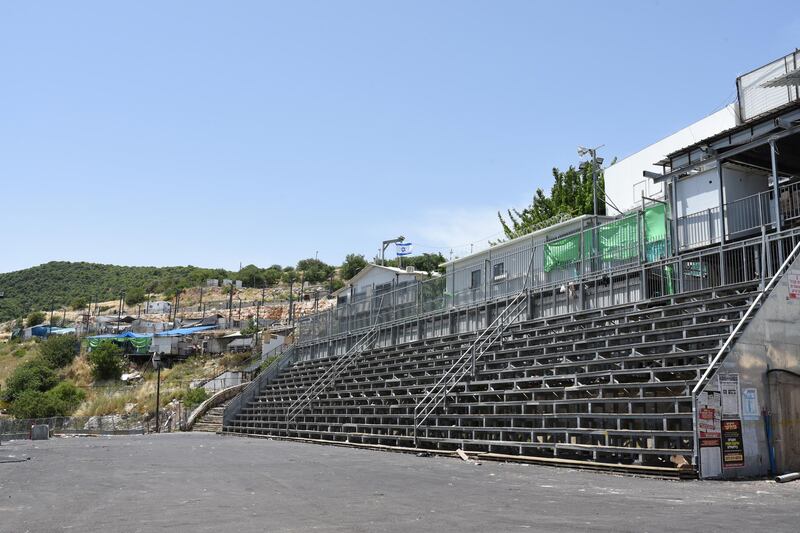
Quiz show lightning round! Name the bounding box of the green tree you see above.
[380,253,446,274]
[26,311,46,327]
[70,297,88,310]
[296,258,335,284]
[498,164,607,240]
[238,264,265,288]
[282,268,298,284]
[264,266,283,286]
[39,334,80,369]
[1,359,59,402]
[88,342,124,381]
[340,254,367,281]
[125,287,146,306]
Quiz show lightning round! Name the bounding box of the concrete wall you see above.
[697,251,800,478]
[604,104,736,214]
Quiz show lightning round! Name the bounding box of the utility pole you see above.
[227,284,234,326]
[255,300,260,351]
[288,279,294,324]
[116,292,125,334]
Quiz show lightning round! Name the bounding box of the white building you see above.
[145,300,172,314]
[604,104,737,214]
[333,264,435,305]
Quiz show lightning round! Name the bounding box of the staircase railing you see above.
[691,238,800,465]
[222,345,298,428]
[413,255,534,443]
[285,296,385,424]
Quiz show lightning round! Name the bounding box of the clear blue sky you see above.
[1,1,797,273]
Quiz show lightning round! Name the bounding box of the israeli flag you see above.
[396,242,413,256]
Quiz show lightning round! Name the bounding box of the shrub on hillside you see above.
[25,311,46,328]
[184,387,209,409]
[88,342,124,381]
[39,334,80,368]
[70,297,88,311]
[46,381,86,413]
[1,359,59,402]
[125,287,146,306]
[7,382,85,419]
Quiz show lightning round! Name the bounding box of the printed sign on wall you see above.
[718,373,741,419]
[741,388,760,420]
[788,272,800,300]
[721,419,745,468]
[698,391,722,448]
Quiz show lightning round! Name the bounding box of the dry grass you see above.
[73,355,224,417]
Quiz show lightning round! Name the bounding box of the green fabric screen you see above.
[544,234,581,272]
[644,204,667,242]
[598,215,639,261]
[543,205,669,272]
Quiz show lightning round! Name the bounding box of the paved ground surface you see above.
[1,433,798,533]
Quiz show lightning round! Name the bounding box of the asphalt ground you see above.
[0,433,797,533]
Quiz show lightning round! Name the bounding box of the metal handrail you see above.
[690,238,800,467]
[413,293,527,433]
[222,345,297,427]
[413,255,534,440]
[692,238,800,397]
[285,295,385,423]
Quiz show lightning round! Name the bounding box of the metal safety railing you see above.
[222,345,298,427]
[413,255,534,443]
[286,296,385,424]
[286,327,379,424]
[690,237,800,466]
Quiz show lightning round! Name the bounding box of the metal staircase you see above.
[286,298,384,424]
[413,283,529,444]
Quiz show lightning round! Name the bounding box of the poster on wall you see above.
[788,272,800,300]
[741,388,760,420]
[698,391,722,447]
[718,373,741,419]
[721,419,745,468]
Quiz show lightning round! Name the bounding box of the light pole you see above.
[578,145,605,217]
[381,236,405,266]
[152,353,162,433]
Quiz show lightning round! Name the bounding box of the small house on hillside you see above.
[144,300,172,314]
[333,264,436,306]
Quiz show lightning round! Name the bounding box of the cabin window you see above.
[492,262,506,281]
[470,269,482,289]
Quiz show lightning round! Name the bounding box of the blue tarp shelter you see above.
[154,325,217,337]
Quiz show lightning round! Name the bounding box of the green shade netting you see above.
[664,264,675,295]
[644,204,669,262]
[87,337,151,351]
[599,215,639,261]
[544,233,582,272]
[543,205,669,272]
[644,204,667,242]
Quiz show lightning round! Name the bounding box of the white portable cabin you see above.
[442,215,615,306]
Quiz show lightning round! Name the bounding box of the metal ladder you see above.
[286,297,384,424]
[413,285,529,445]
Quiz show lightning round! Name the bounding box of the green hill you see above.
[0,262,233,322]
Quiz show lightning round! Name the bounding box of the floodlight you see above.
[577,146,590,157]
